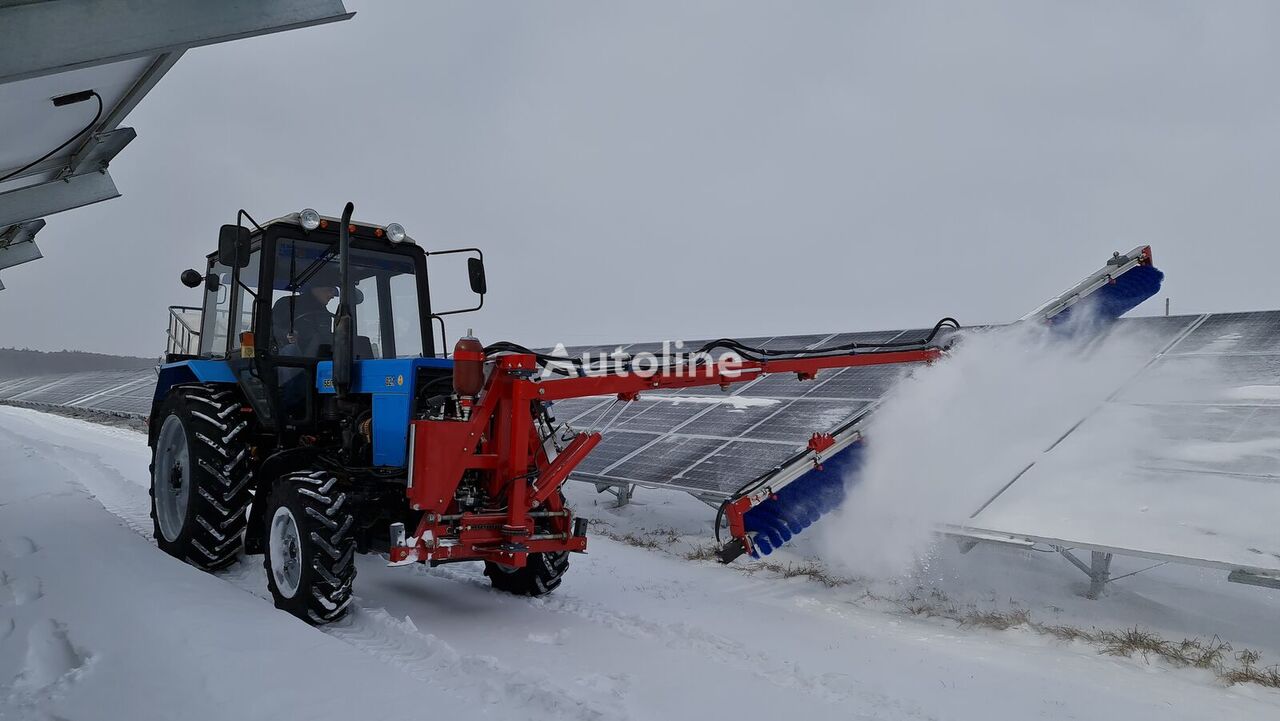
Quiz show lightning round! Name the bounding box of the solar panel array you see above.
[0,369,153,417]
[558,312,1280,510]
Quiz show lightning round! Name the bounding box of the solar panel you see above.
[612,399,712,433]
[679,441,801,496]
[3,375,72,401]
[74,372,154,416]
[964,310,1280,577]
[0,375,46,397]
[573,430,664,476]
[1169,310,1280,355]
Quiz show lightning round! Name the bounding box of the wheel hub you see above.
[152,414,192,543]
[270,506,303,599]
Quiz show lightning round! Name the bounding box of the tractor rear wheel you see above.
[484,551,570,597]
[263,471,357,624]
[149,385,253,571]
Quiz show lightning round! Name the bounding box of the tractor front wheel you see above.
[263,471,357,624]
[484,551,570,597]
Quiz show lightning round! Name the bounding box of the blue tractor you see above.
[147,203,562,623]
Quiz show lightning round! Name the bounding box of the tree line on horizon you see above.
[0,347,154,379]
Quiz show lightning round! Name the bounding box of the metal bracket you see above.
[1057,548,1113,599]
[1228,569,1280,590]
[594,482,636,508]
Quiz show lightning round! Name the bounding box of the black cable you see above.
[0,91,103,183]
[485,317,960,378]
[695,317,961,359]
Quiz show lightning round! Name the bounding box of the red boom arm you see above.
[390,347,940,568]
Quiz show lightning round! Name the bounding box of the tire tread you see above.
[149,384,253,572]
[263,471,357,624]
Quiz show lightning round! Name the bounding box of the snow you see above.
[974,401,1280,571]
[1,406,1279,720]
[1226,385,1280,401]
[817,314,1280,581]
[639,393,781,410]
[821,320,1158,578]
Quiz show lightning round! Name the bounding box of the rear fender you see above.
[153,361,236,401]
[148,361,238,445]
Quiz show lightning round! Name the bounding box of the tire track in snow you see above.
[0,572,42,607]
[2,421,633,721]
[3,618,97,717]
[215,560,633,721]
[325,608,632,721]
[0,426,155,540]
[423,557,931,719]
[1,537,39,559]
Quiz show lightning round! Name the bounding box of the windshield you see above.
[269,237,423,359]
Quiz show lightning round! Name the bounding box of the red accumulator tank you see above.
[452,329,485,397]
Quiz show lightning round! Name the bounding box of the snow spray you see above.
[818,306,1169,578]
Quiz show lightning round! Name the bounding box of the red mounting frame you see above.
[388,347,941,567]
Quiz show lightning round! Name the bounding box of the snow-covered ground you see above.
[1,406,1277,720]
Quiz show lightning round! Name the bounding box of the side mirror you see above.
[205,273,221,293]
[217,225,251,268]
[180,269,203,288]
[467,257,487,295]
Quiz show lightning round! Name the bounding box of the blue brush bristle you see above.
[739,263,1163,558]
[1053,264,1163,327]
[742,442,865,557]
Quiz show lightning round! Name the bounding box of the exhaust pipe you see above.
[333,201,355,398]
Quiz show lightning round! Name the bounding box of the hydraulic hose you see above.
[485,317,960,376]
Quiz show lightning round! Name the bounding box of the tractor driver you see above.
[271,282,338,355]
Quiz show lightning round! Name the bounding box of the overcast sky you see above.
[3,0,1280,356]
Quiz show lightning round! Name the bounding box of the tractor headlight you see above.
[299,208,322,231]
[385,222,407,243]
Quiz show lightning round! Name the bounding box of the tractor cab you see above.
[162,207,485,437]
[201,213,430,358]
